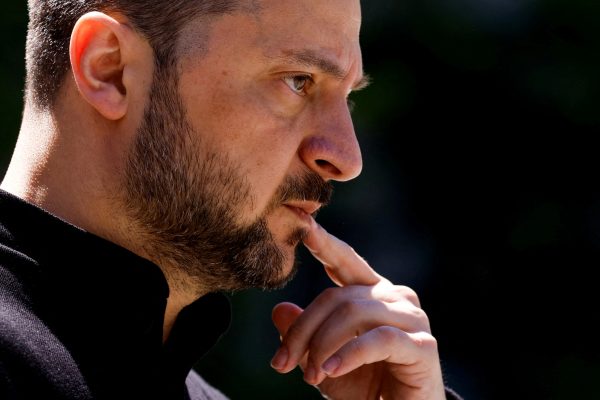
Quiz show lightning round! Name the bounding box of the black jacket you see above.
[0,190,230,399]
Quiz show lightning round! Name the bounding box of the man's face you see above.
[123,0,364,293]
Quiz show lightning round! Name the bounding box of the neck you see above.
[2,101,205,342]
[2,107,58,207]
[163,289,197,342]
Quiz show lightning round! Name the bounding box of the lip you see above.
[283,205,314,226]
[283,201,322,216]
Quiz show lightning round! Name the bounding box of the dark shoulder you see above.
[0,268,92,400]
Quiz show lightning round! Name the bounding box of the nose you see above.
[299,99,363,182]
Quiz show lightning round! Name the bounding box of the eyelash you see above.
[282,74,314,96]
[347,98,356,113]
[281,74,357,113]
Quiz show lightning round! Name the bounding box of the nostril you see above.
[316,159,341,176]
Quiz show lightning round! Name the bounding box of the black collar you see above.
[0,189,231,398]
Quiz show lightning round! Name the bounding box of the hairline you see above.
[24,0,263,111]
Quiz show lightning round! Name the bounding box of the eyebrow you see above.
[275,49,371,91]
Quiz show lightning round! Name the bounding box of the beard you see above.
[122,62,332,293]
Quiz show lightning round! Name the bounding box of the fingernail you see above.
[270,346,288,370]
[304,365,317,384]
[321,355,341,375]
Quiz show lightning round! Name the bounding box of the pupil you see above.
[294,77,305,90]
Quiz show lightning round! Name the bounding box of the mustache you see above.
[274,171,333,210]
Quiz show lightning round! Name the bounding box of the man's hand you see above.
[271,220,446,400]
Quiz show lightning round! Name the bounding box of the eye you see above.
[283,74,313,96]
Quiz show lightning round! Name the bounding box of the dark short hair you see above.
[26,0,242,109]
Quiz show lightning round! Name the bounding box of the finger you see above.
[319,328,439,382]
[271,302,303,371]
[303,300,431,385]
[272,302,304,338]
[306,299,431,371]
[303,220,384,287]
[276,285,373,373]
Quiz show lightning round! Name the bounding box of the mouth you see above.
[283,201,322,223]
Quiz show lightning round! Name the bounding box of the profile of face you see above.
[123,0,365,293]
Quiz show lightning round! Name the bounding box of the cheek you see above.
[239,133,297,218]
[180,72,306,214]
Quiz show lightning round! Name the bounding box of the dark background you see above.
[2,1,599,399]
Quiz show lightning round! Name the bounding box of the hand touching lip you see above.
[271,221,447,400]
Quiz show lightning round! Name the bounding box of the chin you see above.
[264,235,304,290]
[266,256,300,290]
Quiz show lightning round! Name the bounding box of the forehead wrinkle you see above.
[280,49,346,79]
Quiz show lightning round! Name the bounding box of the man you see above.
[0,0,460,399]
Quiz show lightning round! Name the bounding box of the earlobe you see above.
[70,12,131,121]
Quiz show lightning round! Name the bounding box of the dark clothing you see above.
[0,190,230,399]
[0,189,463,400]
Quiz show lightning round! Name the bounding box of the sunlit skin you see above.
[1,0,447,398]
[174,0,365,276]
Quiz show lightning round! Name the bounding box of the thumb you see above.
[272,302,303,338]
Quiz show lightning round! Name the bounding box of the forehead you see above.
[257,0,362,56]
[178,0,363,73]
[255,0,362,37]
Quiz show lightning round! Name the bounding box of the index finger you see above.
[303,219,384,287]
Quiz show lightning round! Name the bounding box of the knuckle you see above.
[411,306,426,319]
[375,326,399,346]
[397,285,421,306]
[410,306,430,327]
[413,332,438,353]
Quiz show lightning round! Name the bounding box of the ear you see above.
[69,12,140,121]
